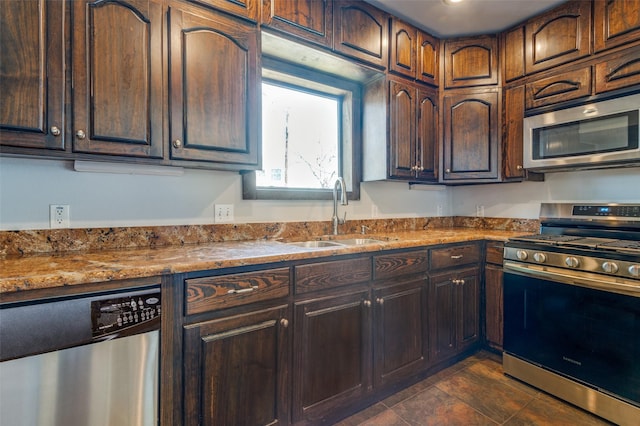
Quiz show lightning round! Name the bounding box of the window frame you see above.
[242,57,362,201]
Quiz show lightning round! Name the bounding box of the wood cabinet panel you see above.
[594,0,640,52]
[374,250,428,280]
[595,45,640,93]
[0,0,65,150]
[485,263,503,351]
[444,35,498,88]
[389,18,416,79]
[524,0,591,74]
[503,26,525,82]
[485,241,504,265]
[430,243,481,270]
[525,67,592,110]
[333,0,388,68]
[293,289,371,423]
[262,0,333,47]
[388,79,416,179]
[72,0,163,158]
[373,279,427,387]
[169,7,259,166]
[442,90,500,181]
[417,30,439,86]
[457,269,479,351]
[416,88,439,181]
[295,257,371,294]
[503,85,525,179]
[185,268,290,315]
[183,305,290,426]
[190,0,259,22]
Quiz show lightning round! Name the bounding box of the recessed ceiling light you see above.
[442,0,464,5]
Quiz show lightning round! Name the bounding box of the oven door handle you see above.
[503,261,640,297]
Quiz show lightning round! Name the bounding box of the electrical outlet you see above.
[50,205,70,229]
[475,205,485,217]
[214,204,234,223]
[437,205,443,217]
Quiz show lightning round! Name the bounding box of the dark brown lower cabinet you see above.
[373,278,429,388]
[183,304,290,426]
[484,241,505,351]
[292,289,372,424]
[429,267,480,363]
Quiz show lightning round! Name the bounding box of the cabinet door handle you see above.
[227,285,259,294]
[50,126,61,136]
[363,300,372,307]
[280,318,289,328]
[173,139,182,148]
[451,254,463,259]
[75,129,86,139]
[376,297,384,305]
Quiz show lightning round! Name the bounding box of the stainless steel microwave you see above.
[523,93,640,171]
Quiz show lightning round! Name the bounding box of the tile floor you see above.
[336,351,612,426]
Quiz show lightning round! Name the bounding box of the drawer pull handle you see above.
[451,254,463,259]
[280,318,289,328]
[227,285,259,294]
[363,300,372,307]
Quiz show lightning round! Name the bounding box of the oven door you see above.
[503,264,640,406]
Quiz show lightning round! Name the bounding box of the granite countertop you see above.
[0,228,529,295]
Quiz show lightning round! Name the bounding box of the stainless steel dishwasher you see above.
[0,286,161,426]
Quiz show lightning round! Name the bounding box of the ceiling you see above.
[364,0,568,38]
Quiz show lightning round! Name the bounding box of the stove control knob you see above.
[629,265,640,277]
[533,252,547,263]
[516,250,528,260]
[565,257,580,268]
[602,262,619,274]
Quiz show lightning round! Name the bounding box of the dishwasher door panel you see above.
[0,330,158,426]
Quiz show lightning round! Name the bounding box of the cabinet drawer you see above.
[185,268,290,315]
[374,250,428,280]
[525,67,591,110]
[485,242,504,265]
[430,244,481,270]
[295,257,371,294]
[594,46,640,94]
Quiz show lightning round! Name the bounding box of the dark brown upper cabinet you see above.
[503,26,525,82]
[261,0,333,47]
[442,89,500,182]
[389,18,417,80]
[0,0,65,150]
[594,0,640,52]
[169,6,260,168]
[444,35,498,88]
[594,45,640,93]
[333,0,389,69]
[389,18,439,87]
[189,0,259,22]
[417,30,439,86]
[525,66,592,110]
[524,0,591,75]
[72,0,164,158]
[503,85,525,180]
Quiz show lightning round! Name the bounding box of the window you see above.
[243,58,362,201]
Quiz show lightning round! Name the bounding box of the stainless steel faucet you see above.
[332,177,348,235]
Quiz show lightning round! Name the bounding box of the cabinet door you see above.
[594,0,640,52]
[456,268,480,352]
[389,18,417,79]
[442,90,500,181]
[595,45,640,94]
[72,0,163,158]
[388,79,416,180]
[0,0,65,150]
[485,263,503,351]
[503,26,525,82]
[373,278,428,387]
[292,290,372,423]
[429,273,457,363]
[183,305,290,426]
[169,7,260,167]
[417,30,439,87]
[525,67,591,109]
[191,0,259,22]
[503,85,525,179]
[524,0,591,74]
[261,0,332,47]
[416,88,438,181]
[444,35,498,88]
[333,0,388,69]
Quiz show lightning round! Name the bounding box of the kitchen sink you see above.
[286,240,345,248]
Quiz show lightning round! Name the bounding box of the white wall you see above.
[0,157,450,230]
[452,167,640,218]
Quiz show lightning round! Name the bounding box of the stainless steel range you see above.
[502,203,640,426]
